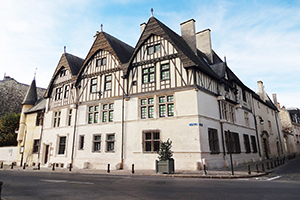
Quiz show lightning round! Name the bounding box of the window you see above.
[143,130,160,152]
[140,98,154,119]
[244,111,249,127]
[229,105,235,123]
[142,66,155,83]
[268,120,272,132]
[58,136,66,155]
[55,87,63,100]
[64,85,69,98]
[106,134,115,152]
[208,128,220,154]
[225,131,241,154]
[68,109,72,126]
[88,105,99,124]
[257,102,260,109]
[104,75,112,90]
[93,135,101,152]
[242,89,247,102]
[102,103,114,122]
[158,95,174,117]
[147,44,160,55]
[161,63,170,81]
[59,69,68,77]
[32,139,39,153]
[243,134,251,153]
[36,112,43,126]
[101,57,107,65]
[251,135,258,153]
[222,102,228,120]
[53,111,61,127]
[90,78,97,93]
[97,57,107,67]
[79,135,84,150]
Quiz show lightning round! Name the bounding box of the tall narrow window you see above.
[143,130,160,152]
[242,89,247,102]
[79,135,84,150]
[68,109,72,126]
[225,131,241,154]
[140,98,154,119]
[229,105,235,123]
[32,139,40,153]
[88,105,99,124]
[53,111,61,127]
[105,75,112,90]
[161,63,170,81]
[101,57,107,65]
[222,102,228,120]
[158,95,174,117]
[93,135,101,152]
[244,112,249,127]
[208,128,220,154]
[58,136,66,155]
[243,134,251,153]
[36,112,43,126]
[106,134,115,152]
[64,85,70,98]
[142,66,155,83]
[251,135,258,153]
[268,120,272,132]
[90,78,97,93]
[55,87,62,100]
[102,103,114,122]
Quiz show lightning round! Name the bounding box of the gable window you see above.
[104,75,112,90]
[225,131,241,154]
[68,109,72,126]
[102,103,114,122]
[59,69,68,77]
[53,111,61,127]
[106,134,115,152]
[58,136,66,155]
[79,135,84,150]
[251,135,258,153]
[55,87,63,100]
[208,128,220,154]
[161,63,170,81]
[142,66,155,83]
[140,98,154,119]
[93,134,101,152]
[159,95,174,117]
[64,85,70,99]
[97,57,107,67]
[147,44,160,55]
[90,78,97,93]
[143,130,160,152]
[32,139,40,153]
[88,105,99,124]
[243,134,251,153]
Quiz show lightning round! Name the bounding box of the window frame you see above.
[58,136,66,155]
[104,75,112,91]
[208,128,220,154]
[140,97,154,119]
[32,139,40,153]
[161,63,170,81]
[88,105,99,124]
[143,130,160,153]
[55,87,63,100]
[106,133,115,152]
[243,134,251,153]
[142,66,155,84]
[102,103,114,122]
[158,95,174,117]
[90,78,97,93]
[79,135,84,150]
[92,134,101,152]
[53,111,61,128]
[64,85,70,99]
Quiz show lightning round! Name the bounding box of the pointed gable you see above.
[22,79,38,105]
[125,17,219,79]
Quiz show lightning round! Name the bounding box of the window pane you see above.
[153,141,160,151]
[141,99,147,105]
[109,111,113,122]
[105,75,111,81]
[145,133,151,140]
[143,75,148,83]
[149,67,155,73]
[107,142,114,151]
[96,59,101,66]
[145,141,151,151]
[143,68,148,74]
[148,98,154,104]
[94,112,99,123]
[168,104,174,116]
[148,106,154,118]
[94,135,101,140]
[161,64,169,70]
[103,104,108,110]
[167,95,173,102]
[107,134,115,141]
[159,105,166,117]
[105,82,111,90]
[149,73,155,82]
[147,46,154,55]
[103,111,107,122]
[89,106,93,112]
[153,132,160,139]
[159,96,165,103]
[88,113,93,124]
[162,71,169,80]
[154,44,160,53]
[101,57,106,65]
[91,78,97,84]
[141,107,146,119]
[109,103,114,109]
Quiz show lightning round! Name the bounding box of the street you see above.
[1,157,300,200]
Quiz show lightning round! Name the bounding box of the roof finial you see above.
[224,56,227,64]
[100,24,103,32]
[151,8,154,17]
[64,46,66,53]
[34,68,37,80]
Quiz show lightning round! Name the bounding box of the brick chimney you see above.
[272,93,278,109]
[140,22,146,33]
[180,19,197,54]
[196,29,213,63]
[257,81,265,101]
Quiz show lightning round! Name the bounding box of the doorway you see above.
[44,145,49,164]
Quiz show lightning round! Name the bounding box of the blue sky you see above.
[1,0,300,108]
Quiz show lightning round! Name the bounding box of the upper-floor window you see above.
[59,69,68,77]
[105,75,112,90]
[55,87,63,100]
[159,95,174,117]
[68,109,72,126]
[90,78,97,93]
[242,89,247,102]
[97,57,107,67]
[244,111,249,127]
[222,102,228,120]
[88,105,99,124]
[64,85,70,99]
[141,98,154,119]
[102,103,114,122]
[53,111,61,127]
[142,66,155,83]
[229,105,235,123]
[268,120,272,132]
[257,102,260,109]
[147,44,160,55]
[161,63,170,81]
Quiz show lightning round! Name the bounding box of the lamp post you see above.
[19,122,27,167]
[228,130,234,176]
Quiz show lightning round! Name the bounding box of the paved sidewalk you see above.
[0,157,290,179]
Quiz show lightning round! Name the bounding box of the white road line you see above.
[266,176,282,181]
[41,179,94,185]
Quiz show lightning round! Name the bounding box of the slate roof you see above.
[25,98,46,114]
[22,79,37,105]
[125,17,220,80]
[65,53,84,76]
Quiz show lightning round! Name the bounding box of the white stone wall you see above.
[0,146,18,165]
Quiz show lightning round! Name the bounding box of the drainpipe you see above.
[274,111,284,155]
[37,111,45,164]
[218,100,226,156]
[251,97,261,157]
[120,77,125,169]
[70,86,79,170]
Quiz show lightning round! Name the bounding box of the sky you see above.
[1,0,300,108]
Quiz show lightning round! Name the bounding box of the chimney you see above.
[272,94,278,109]
[180,19,197,54]
[140,22,146,33]
[196,29,213,63]
[257,81,265,101]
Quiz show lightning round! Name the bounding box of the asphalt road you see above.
[1,157,300,200]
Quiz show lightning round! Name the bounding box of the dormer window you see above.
[96,57,107,67]
[147,44,160,55]
[59,69,68,77]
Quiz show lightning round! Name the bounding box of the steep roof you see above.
[22,79,37,105]
[25,98,46,114]
[65,53,85,76]
[125,17,219,79]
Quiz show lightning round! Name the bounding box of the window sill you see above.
[105,151,115,153]
[92,151,101,153]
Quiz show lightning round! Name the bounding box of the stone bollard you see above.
[255,164,259,173]
[262,163,265,172]
[107,164,110,173]
[52,163,55,171]
[247,164,251,175]
[132,164,135,174]
[203,164,207,175]
[0,181,3,200]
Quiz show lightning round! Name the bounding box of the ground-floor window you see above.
[93,134,101,152]
[143,130,160,152]
[58,136,66,155]
[251,135,258,153]
[225,131,241,154]
[243,134,251,153]
[208,128,220,154]
[32,139,40,153]
[106,134,115,152]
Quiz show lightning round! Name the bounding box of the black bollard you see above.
[203,164,207,175]
[69,163,72,172]
[247,164,251,175]
[52,163,55,171]
[0,162,3,169]
[38,163,40,170]
[11,162,13,169]
[132,164,135,174]
[23,163,26,170]
[107,164,110,173]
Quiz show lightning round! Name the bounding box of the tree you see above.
[0,112,20,147]
[158,139,173,161]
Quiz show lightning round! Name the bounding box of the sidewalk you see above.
[0,157,289,179]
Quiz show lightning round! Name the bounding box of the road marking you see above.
[41,179,94,185]
[266,176,282,181]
